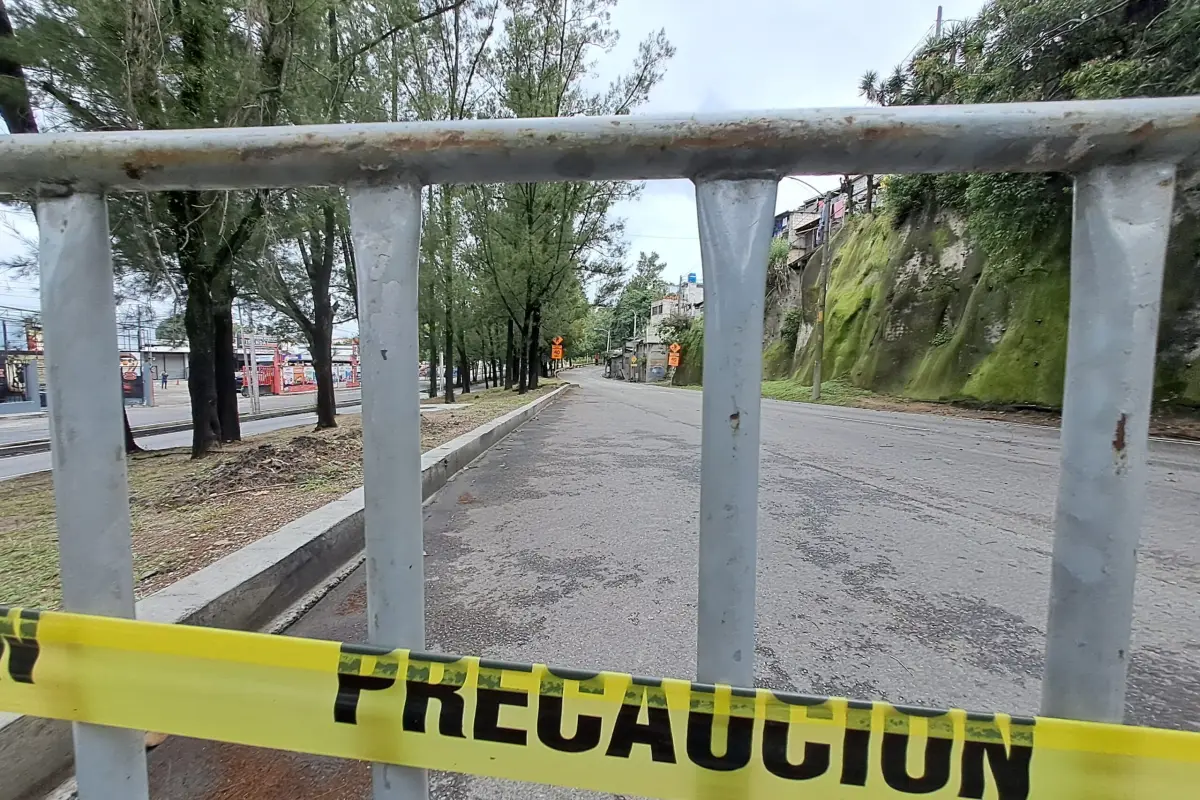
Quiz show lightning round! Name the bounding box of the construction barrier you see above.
[2,605,1197,799]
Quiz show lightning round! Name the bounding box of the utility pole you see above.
[811,192,834,401]
[246,304,261,414]
[136,306,152,406]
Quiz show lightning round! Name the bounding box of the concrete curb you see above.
[0,399,365,459]
[1,383,572,800]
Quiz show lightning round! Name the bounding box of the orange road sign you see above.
[551,345,564,360]
[552,336,564,345]
[669,343,681,353]
[668,353,680,367]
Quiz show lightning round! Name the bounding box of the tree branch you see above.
[341,0,470,64]
[38,81,111,131]
[212,191,267,275]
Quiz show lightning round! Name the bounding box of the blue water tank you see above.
[687,272,697,284]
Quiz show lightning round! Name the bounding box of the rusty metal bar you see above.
[1,98,1199,193]
[1041,163,1177,723]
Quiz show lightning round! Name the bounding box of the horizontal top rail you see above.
[2,97,1199,194]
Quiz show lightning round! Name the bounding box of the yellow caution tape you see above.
[2,605,1198,799]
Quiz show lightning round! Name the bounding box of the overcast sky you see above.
[0,0,987,321]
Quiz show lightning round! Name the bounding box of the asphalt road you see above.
[145,368,1200,799]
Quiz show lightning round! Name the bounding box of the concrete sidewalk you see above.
[140,369,1200,798]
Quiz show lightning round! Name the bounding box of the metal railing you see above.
[2,95,1199,800]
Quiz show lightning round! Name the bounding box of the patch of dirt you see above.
[163,430,362,507]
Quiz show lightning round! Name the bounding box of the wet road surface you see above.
[147,369,1200,798]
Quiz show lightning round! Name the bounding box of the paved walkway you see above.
[147,369,1200,798]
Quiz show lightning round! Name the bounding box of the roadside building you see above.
[142,343,190,383]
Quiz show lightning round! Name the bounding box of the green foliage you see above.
[882,174,968,225]
[867,0,1200,296]
[155,313,188,345]
[769,237,789,265]
[766,235,792,302]
[465,1,673,389]
[610,251,668,342]
[665,315,703,386]
[964,173,1071,281]
[780,308,803,349]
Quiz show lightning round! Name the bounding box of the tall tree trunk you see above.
[457,337,471,394]
[182,271,221,457]
[310,324,337,429]
[427,321,439,398]
[528,305,541,391]
[504,318,515,390]
[310,231,338,429]
[517,309,532,394]
[481,333,491,389]
[442,306,455,404]
[212,298,241,442]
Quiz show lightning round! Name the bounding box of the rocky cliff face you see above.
[765,179,1200,408]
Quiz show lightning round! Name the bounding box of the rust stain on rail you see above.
[1113,413,1128,454]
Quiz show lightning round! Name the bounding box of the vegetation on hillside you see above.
[785,0,1200,408]
[862,0,1199,283]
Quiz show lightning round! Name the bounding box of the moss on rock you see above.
[777,203,1199,410]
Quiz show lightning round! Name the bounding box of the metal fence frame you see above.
[4,95,1198,800]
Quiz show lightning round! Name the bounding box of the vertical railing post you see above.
[1042,163,1176,723]
[693,178,778,687]
[348,182,428,800]
[38,193,150,799]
